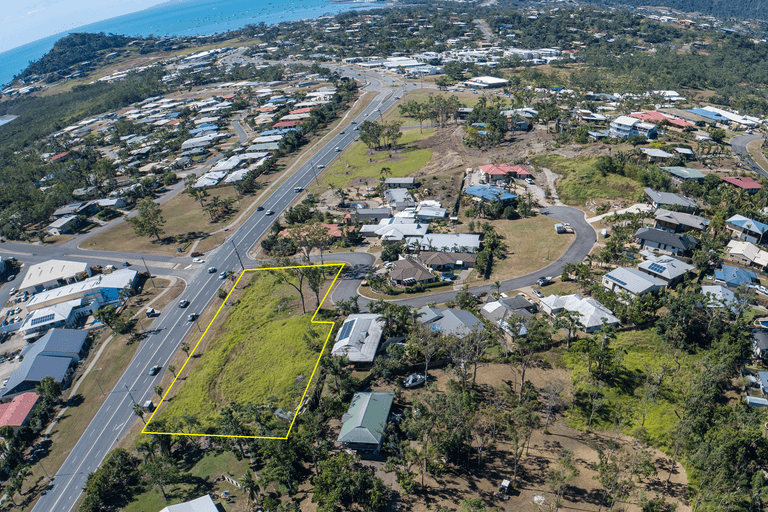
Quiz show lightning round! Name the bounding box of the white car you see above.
[193,258,204,263]
[9,288,15,294]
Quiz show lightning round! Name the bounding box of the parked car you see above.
[13,308,21,314]
[2,378,8,387]
[178,299,190,308]
[532,289,544,298]
[148,365,161,376]
[526,178,534,185]
[404,373,427,388]
[537,276,553,286]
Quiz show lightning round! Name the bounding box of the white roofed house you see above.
[539,294,619,333]
[408,234,482,253]
[726,240,768,269]
[602,267,665,297]
[46,215,78,236]
[332,314,385,364]
[609,116,657,139]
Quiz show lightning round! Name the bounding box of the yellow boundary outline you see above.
[141,263,345,440]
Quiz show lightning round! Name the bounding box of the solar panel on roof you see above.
[338,319,356,340]
[31,314,55,326]
[607,274,627,286]
[647,263,667,274]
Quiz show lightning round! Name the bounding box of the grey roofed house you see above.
[34,329,89,363]
[46,215,77,235]
[416,307,481,338]
[644,188,697,211]
[752,329,768,360]
[634,227,698,255]
[637,254,694,285]
[409,233,482,253]
[480,301,530,336]
[701,285,739,312]
[331,314,385,363]
[419,251,477,270]
[602,267,666,296]
[654,208,709,232]
[52,202,92,218]
[159,494,219,512]
[384,177,416,188]
[538,294,619,333]
[501,295,537,313]
[389,258,435,285]
[347,208,391,223]
[337,392,394,452]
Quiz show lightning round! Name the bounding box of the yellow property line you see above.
[141,263,345,440]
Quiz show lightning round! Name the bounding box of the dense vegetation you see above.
[599,0,768,21]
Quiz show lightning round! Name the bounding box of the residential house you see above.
[637,254,694,286]
[389,258,435,286]
[726,214,768,244]
[19,259,91,294]
[714,264,759,289]
[722,176,762,194]
[159,495,219,512]
[409,234,482,253]
[419,252,477,273]
[634,227,698,256]
[480,301,530,336]
[384,177,416,189]
[97,198,129,209]
[416,307,481,338]
[464,185,517,203]
[0,393,40,433]
[1,329,89,401]
[383,189,416,210]
[661,166,706,183]
[539,294,619,333]
[608,116,657,139]
[501,295,538,314]
[726,240,768,269]
[478,164,529,184]
[654,209,708,233]
[345,208,391,224]
[52,202,97,218]
[46,215,78,236]
[641,148,675,163]
[602,267,666,296]
[375,222,429,244]
[644,188,697,212]
[331,314,385,364]
[337,392,394,453]
[701,285,739,311]
[752,329,768,360]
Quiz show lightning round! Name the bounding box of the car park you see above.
[149,366,161,376]
[178,299,190,308]
[208,267,217,273]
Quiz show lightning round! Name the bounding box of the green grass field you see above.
[319,128,435,190]
[531,154,643,205]
[151,271,331,430]
[382,89,486,127]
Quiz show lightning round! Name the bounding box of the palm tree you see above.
[154,385,163,397]
[492,281,502,297]
[180,342,190,357]
[379,167,393,180]
[241,470,260,507]
[133,403,146,425]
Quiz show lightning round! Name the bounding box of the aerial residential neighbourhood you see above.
[0,1,768,511]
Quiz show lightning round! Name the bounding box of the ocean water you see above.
[0,0,384,87]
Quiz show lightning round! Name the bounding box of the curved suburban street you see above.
[26,67,597,512]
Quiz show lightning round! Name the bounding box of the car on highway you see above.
[317,164,325,169]
[257,206,264,211]
[340,130,345,134]
[294,187,303,193]
[148,365,161,376]
[351,120,357,124]
[208,267,217,274]
[178,299,190,308]
[188,314,196,322]
[532,289,544,298]
[219,271,227,279]
[193,258,204,263]
[354,126,359,130]
[7,275,15,282]
[266,210,274,215]
[335,147,341,152]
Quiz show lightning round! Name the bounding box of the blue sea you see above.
[0,0,385,87]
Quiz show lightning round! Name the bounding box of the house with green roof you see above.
[337,392,394,453]
[661,166,706,183]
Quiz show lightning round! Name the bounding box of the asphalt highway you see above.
[730,133,768,177]
[29,67,596,511]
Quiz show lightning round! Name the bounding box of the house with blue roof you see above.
[686,108,730,124]
[714,264,759,289]
[726,214,768,244]
[465,185,517,203]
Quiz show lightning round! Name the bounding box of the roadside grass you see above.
[381,89,484,127]
[316,128,435,190]
[14,278,177,512]
[563,327,703,452]
[531,154,643,205]
[471,216,575,283]
[80,185,259,256]
[151,270,332,431]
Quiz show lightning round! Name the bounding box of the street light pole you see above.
[32,449,49,479]
[124,384,137,406]
[311,162,320,186]
[94,368,105,397]
[231,240,244,271]
[141,257,157,289]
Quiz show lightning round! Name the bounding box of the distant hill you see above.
[17,33,137,81]
[599,0,768,21]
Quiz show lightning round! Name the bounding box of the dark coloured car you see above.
[149,365,161,376]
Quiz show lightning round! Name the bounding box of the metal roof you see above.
[337,392,394,446]
[644,188,697,209]
[604,267,665,295]
[416,307,481,338]
[634,227,698,251]
[714,265,758,288]
[727,214,768,235]
[465,185,517,202]
[331,314,384,362]
[160,495,219,512]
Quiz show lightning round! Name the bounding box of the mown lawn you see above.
[531,154,643,205]
[151,271,331,430]
[563,327,703,452]
[318,128,435,190]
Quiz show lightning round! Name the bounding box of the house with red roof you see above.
[49,152,69,163]
[279,223,344,239]
[0,392,39,433]
[479,164,531,183]
[290,107,313,115]
[722,176,763,194]
[630,111,693,129]
[273,120,299,128]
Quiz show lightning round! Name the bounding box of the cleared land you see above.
[317,128,435,190]
[146,266,340,438]
[531,154,643,205]
[80,185,260,256]
[382,89,486,127]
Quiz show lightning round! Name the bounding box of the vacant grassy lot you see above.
[473,216,575,282]
[531,154,643,205]
[318,128,435,190]
[151,270,333,431]
[81,185,260,256]
[382,89,485,127]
